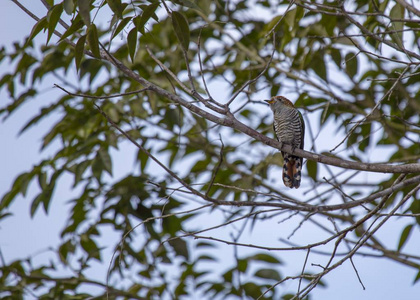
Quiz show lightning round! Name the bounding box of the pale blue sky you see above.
[1,1,420,299]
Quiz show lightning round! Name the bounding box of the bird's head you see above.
[264,96,295,109]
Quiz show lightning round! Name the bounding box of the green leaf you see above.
[17,172,32,197]
[172,11,190,51]
[310,52,327,81]
[92,155,103,181]
[25,17,48,47]
[59,15,84,42]
[389,3,404,47]
[190,159,210,173]
[0,212,12,221]
[58,240,76,264]
[330,48,342,68]
[99,148,113,176]
[345,53,358,78]
[379,0,390,11]
[75,34,86,71]
[247,253,282,264]
[237,259,248,273]
[243,282,262,298]
[223,268,233,282]
[127,28,137,62]
[137,149,149,172]
[80,234,101,260]
[0,172,33,210]
[42,189,53,214]
[196,254,217,262]
[168,238,189,259]
[38,172,47,190]
[30,193,44,217]
[77,0,91,26]
[254,268,282,281]
[74,160,91,186]
[398,224,413,251]
[306,159,317,181]
[106,0,123,19]
[87,24,101,58]
[111,17,131,41]
[176,0,201,10]
[47,3,63,44]
[264,15,282,36]
[196,241,217,248]
[414,270,420,284]
[63,0,75,15]
[0,191,18,211]
[134,3,160,34]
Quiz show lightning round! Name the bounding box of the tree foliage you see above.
[1,0,420,299]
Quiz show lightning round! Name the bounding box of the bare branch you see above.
[54,84,150,99]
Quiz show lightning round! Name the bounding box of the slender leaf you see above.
[106,0,123,19]
[237,259,248,273]
[254,269,282,281]
[137,149,149,172]
[38,172,47,190]
[59,15,84,42]
[172,11,190,51]
[30,193,44,217]
[134,3,160,34]
[75,34,86,71]
[92,155,103,181]
[47,3,63,44]
[247,253,282,264]
[176,0,201,10]
[414,270,420,284]
[111,17,131,41]
[345,52,358,78]
[87,24,101,58]
[127,28,137,62]
[74,160,91,186]
[77,0,91,25]
[398,224,413,251]
[25,17,47,47]
[63,0,75,15]
[307,159,317,181]
[168,238,189,259]
[389,3,405,47]
[99,148,113,176]
[42,189,53,215]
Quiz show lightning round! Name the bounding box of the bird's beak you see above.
[264,99,274,104]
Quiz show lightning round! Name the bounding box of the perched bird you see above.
[265,96,305,188]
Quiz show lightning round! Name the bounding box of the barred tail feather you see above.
[282,153,302,189]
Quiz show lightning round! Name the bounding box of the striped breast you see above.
[273,106,304,149]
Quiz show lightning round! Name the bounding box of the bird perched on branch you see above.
[265,96,305,189]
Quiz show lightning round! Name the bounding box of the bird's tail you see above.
[282,153,302,189]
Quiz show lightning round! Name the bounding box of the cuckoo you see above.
[265,96,305,188]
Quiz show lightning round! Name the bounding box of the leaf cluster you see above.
[1,0,420,299]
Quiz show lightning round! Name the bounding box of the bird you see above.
[265,96,305,189]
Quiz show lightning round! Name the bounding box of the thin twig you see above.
[106,204,212,299]
[298,249,311,295]
[264,0,296,38]
[54,84,150,99]
[330,65,411,152]
[197,28,210,99]
[226,33,276,106]
[206,135,224,196]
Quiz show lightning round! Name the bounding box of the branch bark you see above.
[99,49,420,174]
[12,0,420,175]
